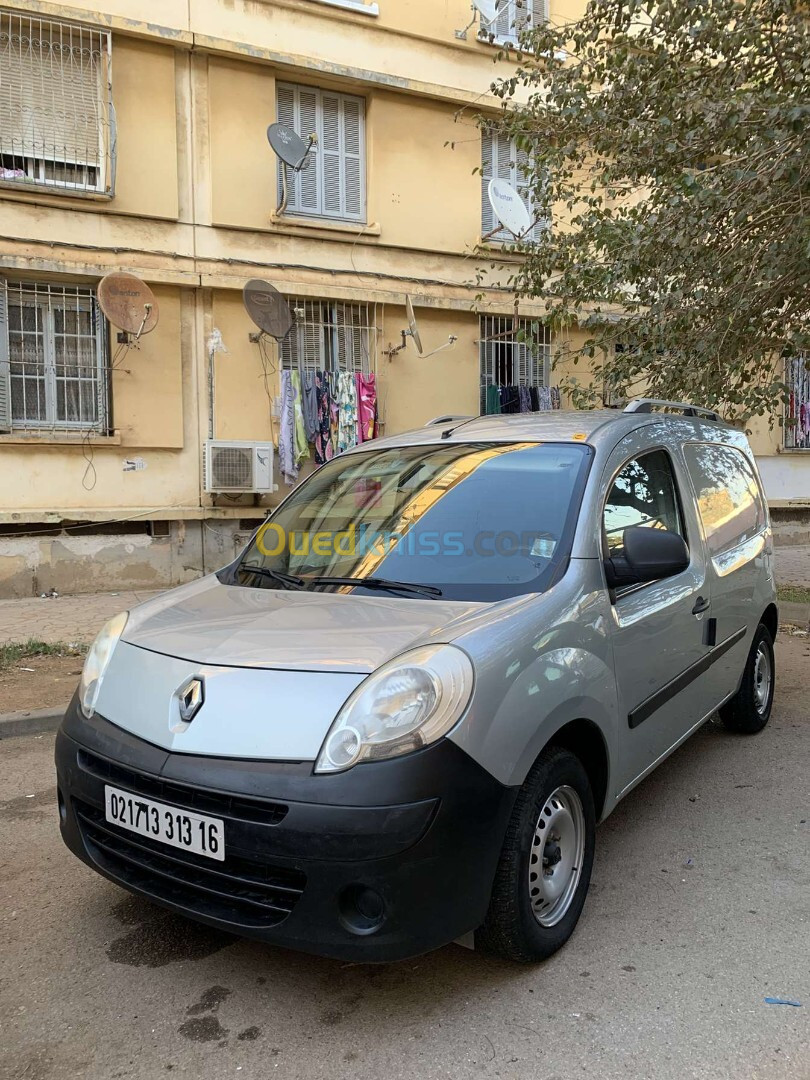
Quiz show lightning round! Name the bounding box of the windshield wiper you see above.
[306,576,443,599]
[239,563,307,590]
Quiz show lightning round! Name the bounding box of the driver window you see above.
[604,449,684,558]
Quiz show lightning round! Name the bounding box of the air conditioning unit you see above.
[203,440,275,494]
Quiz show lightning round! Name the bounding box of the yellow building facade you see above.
[0,0,805,597]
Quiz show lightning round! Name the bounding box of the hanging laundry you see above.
[355,372,377,443]
[314,371,334,466]
[279,371,298,486]
[337,371,358,453]
[483,384,560,415]
[302,371,319,443]
[290,371,309,468]
[328,371,341,452]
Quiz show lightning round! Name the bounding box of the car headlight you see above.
[79,611,129,719]
[315,644,474,774]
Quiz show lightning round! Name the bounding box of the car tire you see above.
[477,746,596,963]
[718,623,775,735]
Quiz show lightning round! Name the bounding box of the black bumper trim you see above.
[55,698,517,962]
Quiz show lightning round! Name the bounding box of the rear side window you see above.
[684,443,765,555]
[603,448,684,557]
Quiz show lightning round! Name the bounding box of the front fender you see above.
[447,568,619,791]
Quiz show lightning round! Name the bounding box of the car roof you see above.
[359,409,743,454]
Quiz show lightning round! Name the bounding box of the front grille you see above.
[77,750,289,826]
[75,800,306,928]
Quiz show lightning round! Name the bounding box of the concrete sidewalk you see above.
[0,589,164,647]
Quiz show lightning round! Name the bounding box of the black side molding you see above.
[628,626,747,730]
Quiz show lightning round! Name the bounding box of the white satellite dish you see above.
[488,178,532,238]
[472,0,499,23]
[406,295,424,355]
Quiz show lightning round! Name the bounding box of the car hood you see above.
[122,575,483,674]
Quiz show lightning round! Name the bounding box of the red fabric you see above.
[356,372,377,443]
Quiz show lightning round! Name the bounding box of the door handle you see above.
[692,595,710,615]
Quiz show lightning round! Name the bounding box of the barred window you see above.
[479,315,550,412]
[0,281,109,433]
[276,83,366,223]
[481,131,546,243]
[785,355,810,450]
[279,299,375,374]
[480,0,548,45]
[0,12,114,195]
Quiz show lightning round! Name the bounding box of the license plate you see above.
[104,785,225,862]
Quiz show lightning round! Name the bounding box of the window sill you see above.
[0,431,121,446]
[0,179,113,201]
[270,213,381,238]
[305,0,379,15]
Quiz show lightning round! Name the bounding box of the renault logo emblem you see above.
[178,677,205,723]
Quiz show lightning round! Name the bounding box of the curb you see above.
[0,706,65,739]
[780,600,810,629]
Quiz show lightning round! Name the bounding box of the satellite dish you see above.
[267,123,315,171]
[406,295,423,355]
[98,272,159,337]
[243,279,293,341]
[472,0,499,22]
[488,178,532,238]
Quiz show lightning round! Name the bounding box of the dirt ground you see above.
[0,654,85,714]
[1,633,807,1080]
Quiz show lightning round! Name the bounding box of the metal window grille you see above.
[785,354,810,450]
[481,129,547,244]
[479,315,550,411]
[276,83,366,223]
[0,12,114,195]
[0,281,109,432]
[481,0,548,44]
[279,298,376,374]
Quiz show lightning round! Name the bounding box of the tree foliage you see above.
[486,0,810,420]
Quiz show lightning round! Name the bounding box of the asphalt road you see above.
[1,634,808,1080]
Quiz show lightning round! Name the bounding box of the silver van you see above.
[55,400,777,963]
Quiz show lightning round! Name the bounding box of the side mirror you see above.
[604,526,689,589]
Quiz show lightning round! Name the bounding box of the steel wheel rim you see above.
[753,643,772,715]
[528,785,585,928]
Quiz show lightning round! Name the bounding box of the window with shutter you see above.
[276,83,366,223]
[481,130,547,243]
[479,315,550,412]
[784,354,810,450]
[0,12,114,194]
[279,298,375,374]
[480,0,548,44]
[3,281,109,432]
[0,282,10,432]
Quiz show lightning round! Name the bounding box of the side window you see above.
[604,449,684,557]
[684,444,765,556]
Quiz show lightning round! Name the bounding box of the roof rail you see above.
[623,398,721,422]
[424,414,474,427]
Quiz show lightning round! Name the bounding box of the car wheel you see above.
[477,746,595,963]
[719,623,775,735]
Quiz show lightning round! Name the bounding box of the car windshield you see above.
[229,441,592,602]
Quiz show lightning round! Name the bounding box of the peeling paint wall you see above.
[0,521,252,598]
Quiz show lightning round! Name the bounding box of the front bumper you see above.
[55,696,517,962]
